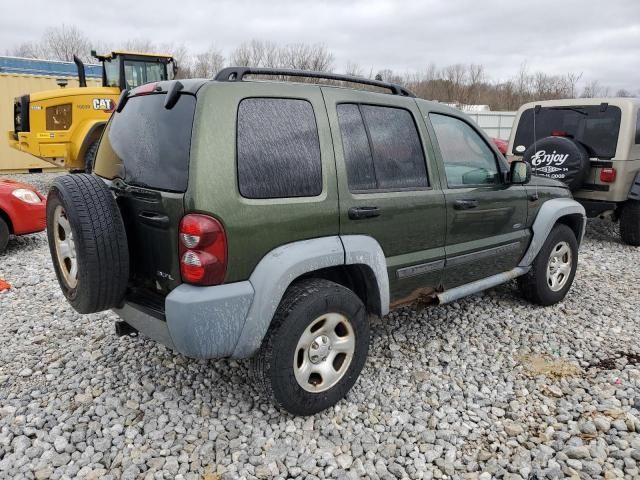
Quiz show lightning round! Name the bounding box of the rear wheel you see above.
[47,174,129,313]
[84,140,99,173]
[251,279,369,416]
[0,217,9,253]
[620,200,640,246]
[518,223,578,306]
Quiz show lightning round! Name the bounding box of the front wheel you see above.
[620,200,640,246]
[518,223,578,306]
[0,217,9,253]
[251,279,369,416]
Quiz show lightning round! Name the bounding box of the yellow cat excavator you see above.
[8,50,177,172]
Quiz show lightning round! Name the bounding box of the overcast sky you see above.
[3,0,639,92]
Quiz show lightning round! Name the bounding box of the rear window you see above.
[513,105,621,159]
[95,93,196,192]
[237,98,322,199]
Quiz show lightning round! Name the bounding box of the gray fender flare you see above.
[340,235,390,316]
[231,235,388,358]
[519,198,586,267]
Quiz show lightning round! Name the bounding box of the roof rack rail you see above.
[214,67,415,97]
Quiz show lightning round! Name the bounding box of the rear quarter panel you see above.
[187,82,340,283]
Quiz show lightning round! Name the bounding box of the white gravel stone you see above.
[0,173,639,479]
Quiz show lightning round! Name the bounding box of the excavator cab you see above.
[91,50,178,91]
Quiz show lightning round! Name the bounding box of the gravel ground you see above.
[1,172,639,480]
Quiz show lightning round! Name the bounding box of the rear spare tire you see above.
[522,136,590,191]
[47,174,129,314]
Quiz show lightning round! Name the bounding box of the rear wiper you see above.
[548,106,588,116]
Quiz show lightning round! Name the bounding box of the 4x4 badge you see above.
[156,271,174,281]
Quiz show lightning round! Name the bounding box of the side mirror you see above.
[510,161,531,184]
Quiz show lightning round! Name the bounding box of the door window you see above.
[337,104,428,191]
[237,98,322,199]
[123,61,168,89]
[430,114,500,187]
[103,58,120,88]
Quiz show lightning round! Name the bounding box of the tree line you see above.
[8,25,638,111]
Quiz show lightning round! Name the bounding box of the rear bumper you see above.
[579,199,619,218]
[113,281,255,359]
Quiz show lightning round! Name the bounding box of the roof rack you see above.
[214,67,415,97]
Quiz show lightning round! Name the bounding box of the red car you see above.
[492,138,508,156]
[0,178,46,253]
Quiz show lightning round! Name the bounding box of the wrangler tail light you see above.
[179,214,227,285]
[600,168,617,183]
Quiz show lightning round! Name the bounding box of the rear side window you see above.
[237,98,322,199]
[513,105,621,158]
[95,93,195,192]
[336,104,428,191]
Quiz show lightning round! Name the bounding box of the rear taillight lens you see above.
[179,214,227,285]
[600,167,617,183]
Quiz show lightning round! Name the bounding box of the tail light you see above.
[179,214,227,285]
[132,82,159,96]
[600,167,617,183]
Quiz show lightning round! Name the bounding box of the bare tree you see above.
[9,27,636,108]
[9,41,46,59]
[230,40,279,67]
[229,40,333,72]
[280,43,333,71]
[615,88,632,97]
[565,72,583,98]
[43,25,91,61]
[345,61,365,77]
[192,46,225,78]
[581,80,609,98]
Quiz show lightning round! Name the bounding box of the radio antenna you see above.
[533,104,541,200]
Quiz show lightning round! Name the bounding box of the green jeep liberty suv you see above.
[46,68,586,415]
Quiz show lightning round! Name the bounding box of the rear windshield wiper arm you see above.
[547,106,588,116]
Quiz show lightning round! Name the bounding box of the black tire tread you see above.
[251,278,367,415]
[0,217,9,253]
[47,174,129,313]
[84,141,99,173]
[518,223,577,306]
[250,278,332,410]
[620,200,640,246]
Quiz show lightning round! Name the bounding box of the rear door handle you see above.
[454,199,479,210]
[348,206,381,220]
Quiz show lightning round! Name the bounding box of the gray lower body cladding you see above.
[114,281,254,359]
[113,235,389,360]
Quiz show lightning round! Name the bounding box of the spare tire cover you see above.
[522,136,590,190]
